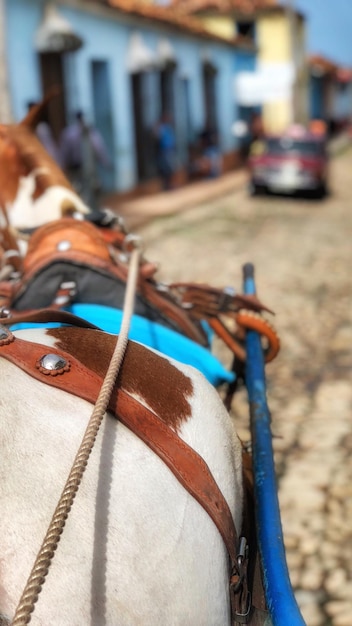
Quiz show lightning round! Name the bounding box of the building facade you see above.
[170,0,310,135]
[253,5,309,133]
[309,55,352,133]
[3,0,256,193]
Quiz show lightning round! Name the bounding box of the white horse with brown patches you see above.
[0,323,244,626]
[0,102,272,625]
[0,101,89,232]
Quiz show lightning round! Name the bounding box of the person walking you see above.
[154,111,177,191]
[60,111,111,209]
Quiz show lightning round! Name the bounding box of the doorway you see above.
[39,52,67,141]
[202,61,218,133]
[91,60,115,191]
[160,62,176,118]
[131,70,159,182]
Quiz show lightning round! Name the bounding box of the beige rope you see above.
[11,241,142,626]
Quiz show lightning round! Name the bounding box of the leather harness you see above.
[0,317,267,623]
[0,218,280,365]
[1,327,238,562]
[0,214,275,621]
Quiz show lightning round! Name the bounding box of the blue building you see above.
[2,0,256,193]
[308,54,352,133]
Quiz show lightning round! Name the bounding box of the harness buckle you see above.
[53,281,77,307]
[231,536,253,625]
[233,590,252,624]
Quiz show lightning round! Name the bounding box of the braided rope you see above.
[11,242,142,625]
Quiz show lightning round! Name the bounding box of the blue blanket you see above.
[10,303,235,387]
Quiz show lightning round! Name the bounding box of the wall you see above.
[4,0,244,192]
[332,81,352,124]
[0,0,12,121]
[310,75,325,120]
[5,0,44,119]
[198,14,235,40]
[257,12,290,65]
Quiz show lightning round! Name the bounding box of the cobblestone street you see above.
[127,145,352,626]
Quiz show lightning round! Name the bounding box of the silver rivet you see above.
[54,295,70,306]
[0,308,12,318]
[40,353,68,371]
[57,240,72,251]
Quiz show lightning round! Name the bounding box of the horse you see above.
[0,114,279,390]
[0,100,90,232]
[0,320,245,626]
[0,104,275,625]
[0,101,280,402]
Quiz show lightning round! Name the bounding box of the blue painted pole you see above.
[243,263,306,626]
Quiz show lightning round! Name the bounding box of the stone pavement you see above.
[104,168,248,231]
[133,146,352,626]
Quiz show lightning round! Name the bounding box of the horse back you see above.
[0,327,242,625]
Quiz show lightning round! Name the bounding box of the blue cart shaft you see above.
[243,263,306,626]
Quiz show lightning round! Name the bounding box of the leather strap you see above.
[169,283,273,317]
[209,314,280,364]
[0,331,238,568]
[0,308,100,329]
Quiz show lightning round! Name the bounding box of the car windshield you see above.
[266,137,324,156]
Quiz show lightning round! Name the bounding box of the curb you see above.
[112,169,248,230]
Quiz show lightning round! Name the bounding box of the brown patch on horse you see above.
[4,124,72,198]
[0,129,23,207]
[47,327,194,430]
[0,223,22,272]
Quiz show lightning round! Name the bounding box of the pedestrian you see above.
[199,128,222,179]
[154,111,177,190]
[59,111,111,209]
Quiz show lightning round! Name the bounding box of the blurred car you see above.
[248,127,329,198]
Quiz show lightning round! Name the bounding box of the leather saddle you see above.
[1,218,208,342]
[0,216,279,367]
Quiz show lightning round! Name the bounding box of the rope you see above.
[11,241,142,626]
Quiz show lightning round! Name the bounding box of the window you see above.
[202,61,218,134]
[160,62,176,117]
[237,21,255,40]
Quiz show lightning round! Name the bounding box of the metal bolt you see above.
[57,240,72,251]
[39,353,68,371]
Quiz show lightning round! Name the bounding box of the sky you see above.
[293,0,352,67]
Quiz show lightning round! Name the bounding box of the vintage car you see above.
[248,127,329,198]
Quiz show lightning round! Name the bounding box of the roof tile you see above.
[104,0,255,47]
[168,0,278,15]
[309,54,352,82]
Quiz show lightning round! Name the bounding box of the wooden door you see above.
[39,52,67,141]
